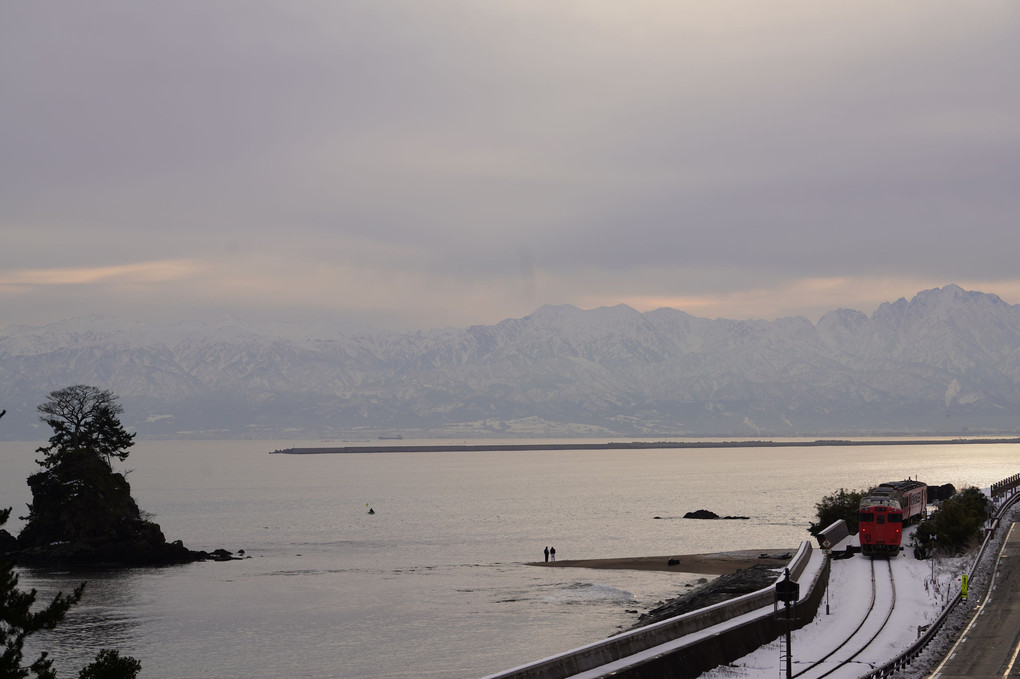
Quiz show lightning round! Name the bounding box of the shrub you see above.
[915,486,990,557]
[809,488,866,536]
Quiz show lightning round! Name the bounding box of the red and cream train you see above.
[858,479,927,556]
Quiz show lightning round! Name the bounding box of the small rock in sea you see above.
[682,509,750,520]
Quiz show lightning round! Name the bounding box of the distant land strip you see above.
[269,437,1020,455]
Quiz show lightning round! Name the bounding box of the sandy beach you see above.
[528,549,794,575]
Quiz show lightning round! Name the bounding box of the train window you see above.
[890,513,902,522]
[859,513,874,522]
[877,515,885,524]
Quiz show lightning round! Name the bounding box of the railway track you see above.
[792,559,897,679]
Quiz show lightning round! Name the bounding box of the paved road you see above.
[931,520,1020,679]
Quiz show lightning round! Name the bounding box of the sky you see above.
[3,1,1020,332]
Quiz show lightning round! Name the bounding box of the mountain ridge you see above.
[3,284,1019,440]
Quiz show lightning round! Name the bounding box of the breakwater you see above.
[270,436,1020,454]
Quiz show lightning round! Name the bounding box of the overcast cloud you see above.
[3,1,1019,332]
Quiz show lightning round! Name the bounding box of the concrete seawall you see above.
[482,541,824,679]
[272,437,1020,455]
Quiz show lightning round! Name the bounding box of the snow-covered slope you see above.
[3,285,1020,439]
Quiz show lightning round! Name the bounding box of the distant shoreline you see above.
[269,436,1020,454]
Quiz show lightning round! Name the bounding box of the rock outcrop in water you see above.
[683,509,750,520]
[13,450,235,566]
[0,527,17,556]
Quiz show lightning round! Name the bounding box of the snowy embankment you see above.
[890,495,1019,679]
[702,496,1019,679]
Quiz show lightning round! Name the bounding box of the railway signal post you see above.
[776,568,800,679]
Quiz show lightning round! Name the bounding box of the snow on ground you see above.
[546,491,1018,679]
[699,508,1015,679]
[891,496,1020,679]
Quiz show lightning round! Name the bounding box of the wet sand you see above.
[528,549,794,575]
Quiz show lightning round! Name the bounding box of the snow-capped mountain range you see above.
[3,285,1020,440]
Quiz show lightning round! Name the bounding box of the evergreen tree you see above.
[77,651,141,679]
[19,386,191,565]
[2,409,142,678]
[0,507,85,679]
[35,386,135,470]
[1,508,141,678]
[20,388,143,561]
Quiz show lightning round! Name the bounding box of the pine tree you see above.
[19,388,144,562]
[0,506,85,679]
[77,650,141,679]
[19,387,204,566]
[2,409,142,678]
[35,386,135,470]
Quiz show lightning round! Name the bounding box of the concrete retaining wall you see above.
[596,549,829,679]
[818,519,849,549]
[482,541,818,679]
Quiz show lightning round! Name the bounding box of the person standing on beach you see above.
[544,546,549,562]
[550,546,556,562]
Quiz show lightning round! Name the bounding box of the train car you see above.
[858,480,927,557]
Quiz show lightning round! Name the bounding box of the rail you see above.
[792,560,894,679]
[991,472,1020,499]
[483,472,1020,679]
[859,473,1020,679]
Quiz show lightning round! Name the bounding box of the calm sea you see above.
[1,438,1015,678]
